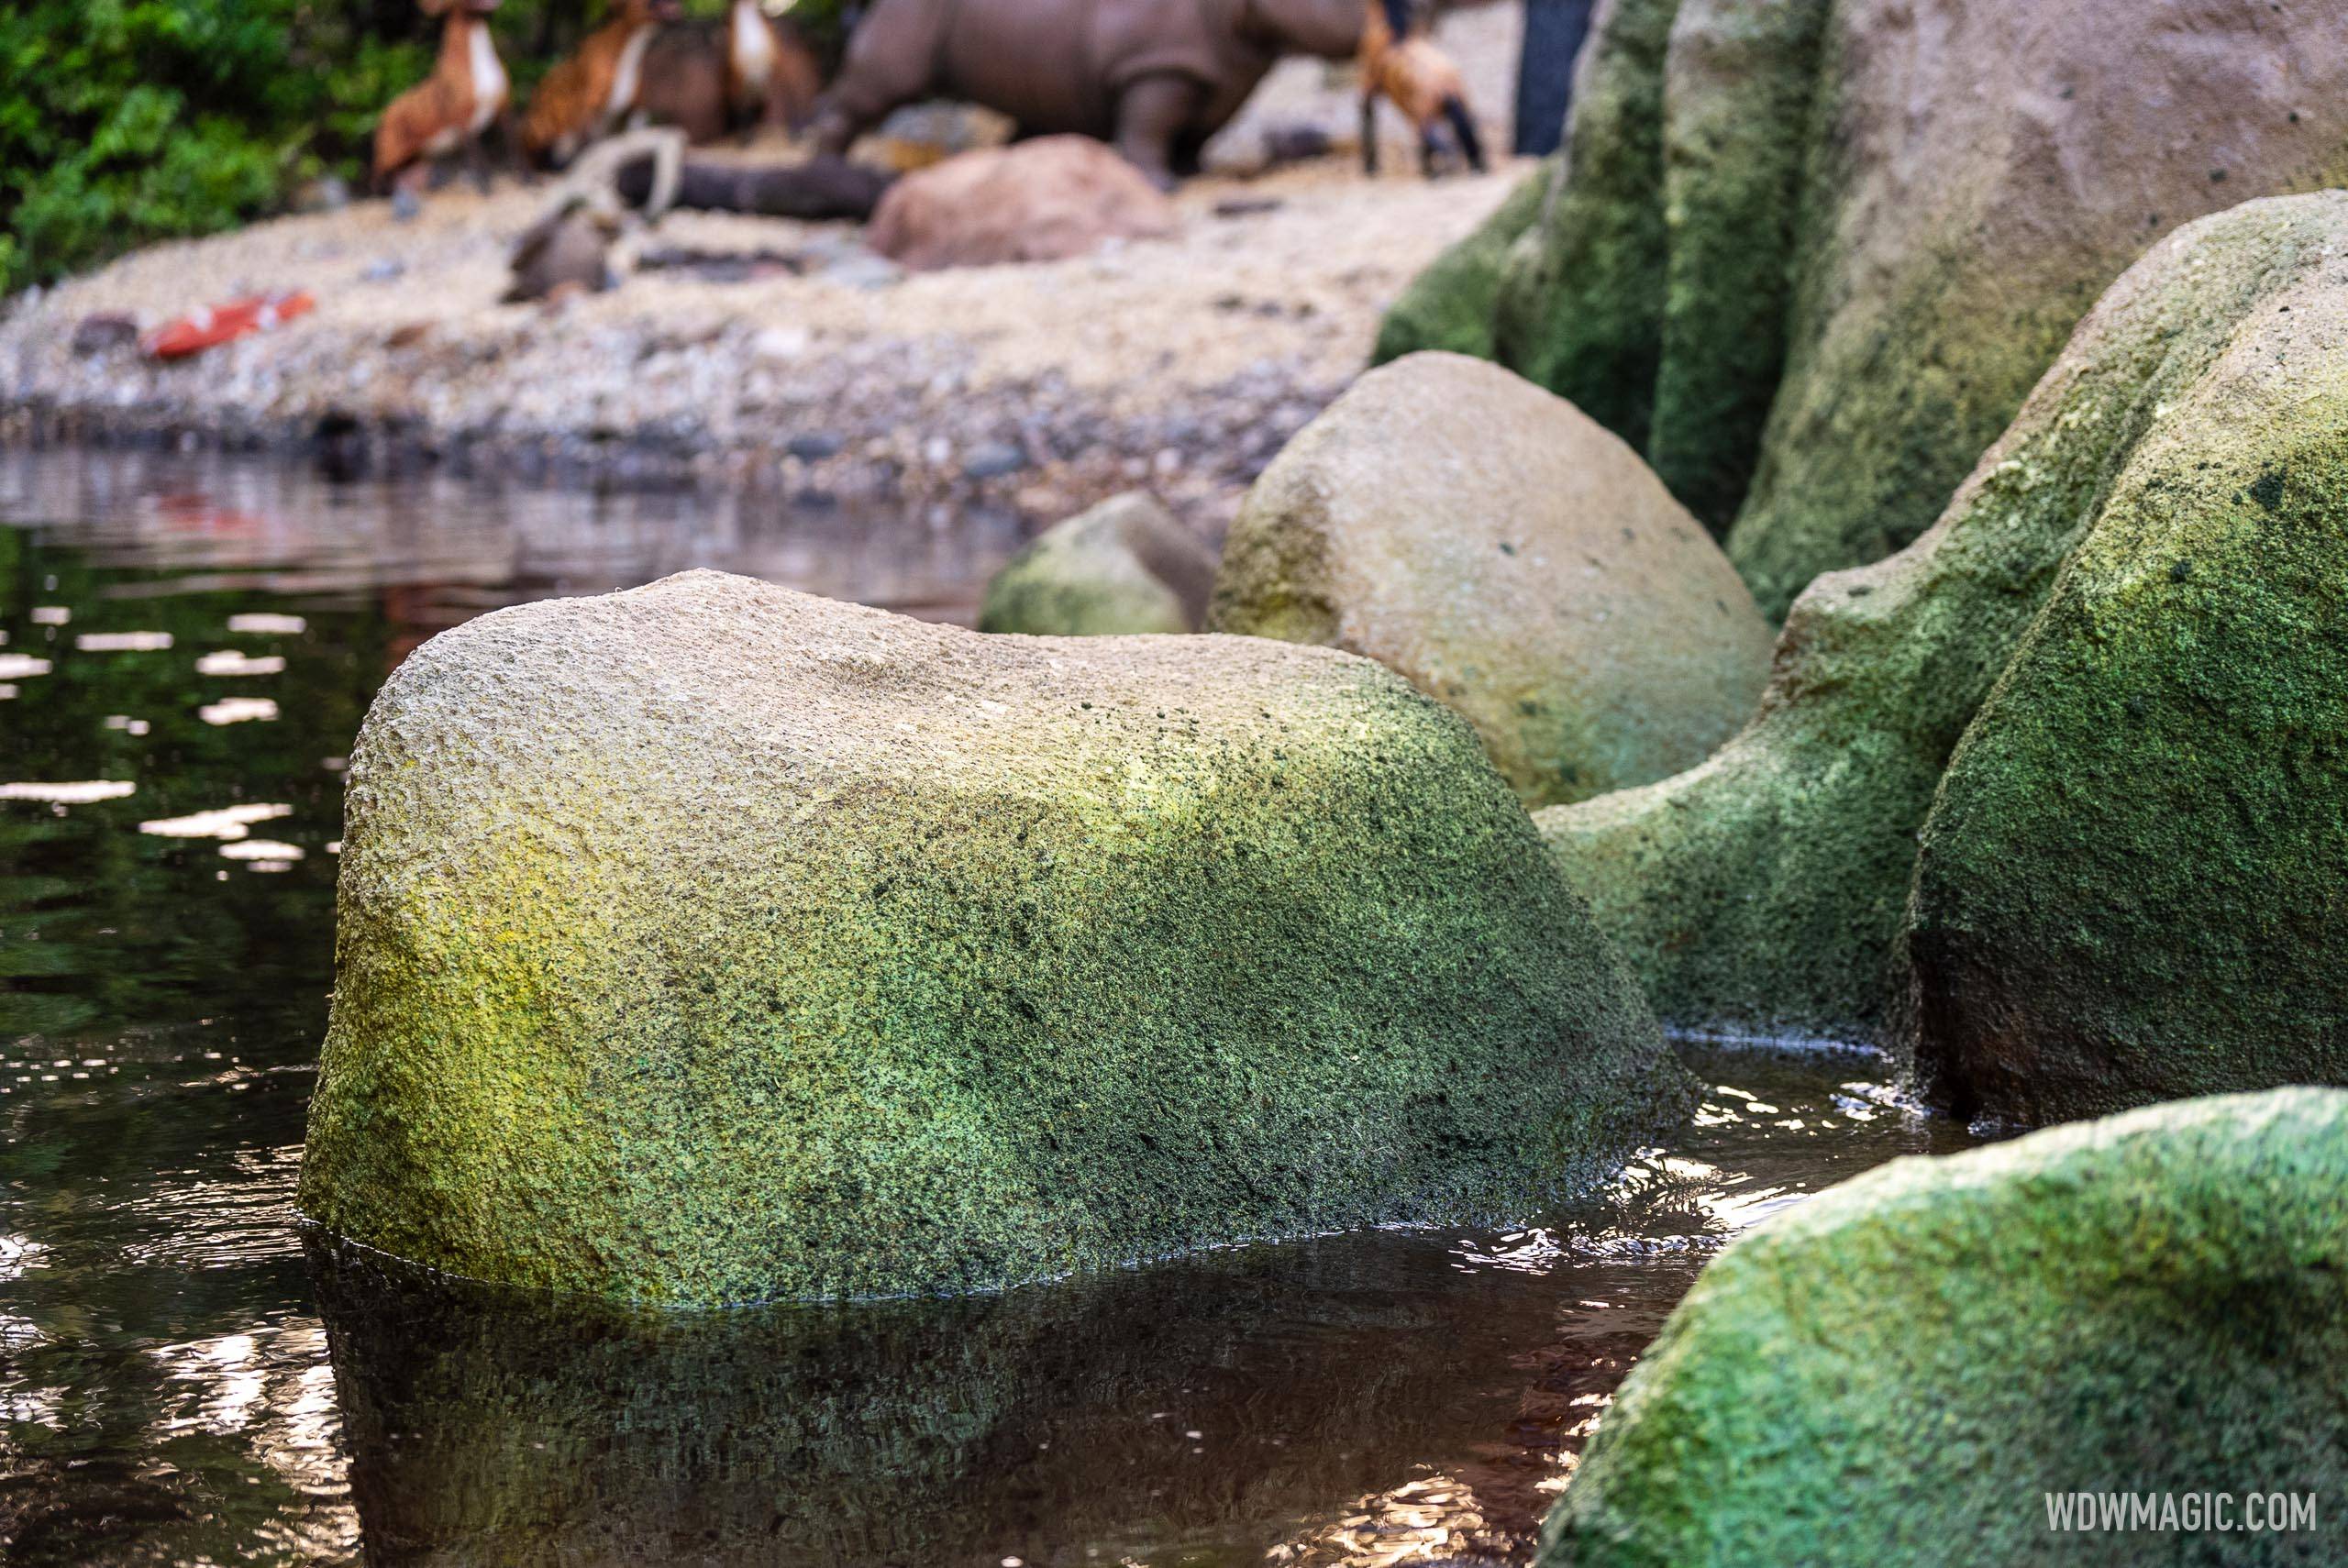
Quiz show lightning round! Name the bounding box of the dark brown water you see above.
[0,448,1980,1567]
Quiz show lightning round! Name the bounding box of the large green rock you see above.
[1541,1088,2348,1567]
[1489,0,1678,451]
[1386,0,2348,608]
[1210,352,1771,809]
[1538,192,2348,1044]
[300,570,1689,1304]
[1643,0,1827,536]
[1906,248,2348,1122]
[976,491,1215,636]
[1370,160,1552,367]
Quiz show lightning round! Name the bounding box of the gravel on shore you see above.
[0,7,1527,536]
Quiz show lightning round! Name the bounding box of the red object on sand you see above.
[141,292,316,361]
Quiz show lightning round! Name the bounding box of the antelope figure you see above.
[634,0,822,144]
[373,0,513,202]
[1358,0,1485,177]
[522,0,686,169]
[725,0,822,136]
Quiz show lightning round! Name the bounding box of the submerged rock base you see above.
[1544,1088,2348,1567]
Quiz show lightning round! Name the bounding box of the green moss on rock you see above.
[1537,193,2348,1044]
[1490,0,1678,450]
[1372,160,1553,367]
[1908,259,2348,1122]
[1645,0,1827,535]
[300,571,1690,1304]
[1388,0,2348,612]
[976,491,1214,636]
[1541,1088,2348,1567]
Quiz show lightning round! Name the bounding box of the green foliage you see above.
[0,0,423,293]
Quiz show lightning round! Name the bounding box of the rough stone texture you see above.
[300,570,1689,1304]
[867,136,1180,271]
[1370,157,1551,366]
[1489,0,1676,450]
[1643,0,1826,536]
[1907,237,2348,1124]
[977,491,1216,635]
[1209,353,1771,809]
[1537,193,2348,1045]
[1540,1088,2348,1568]
[1387,0,2348,613]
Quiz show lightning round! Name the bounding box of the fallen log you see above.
[615,152,893,222]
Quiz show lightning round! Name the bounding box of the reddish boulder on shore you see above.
[867,136,1180,271]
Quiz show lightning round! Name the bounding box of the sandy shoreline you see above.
[0,8,1528,535]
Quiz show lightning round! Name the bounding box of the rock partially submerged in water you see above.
[300,570,1687,1303]
[977,491,1214,635]
[1385,0,2348,610]
[1905,237,2348,1122]
[1210,353,1770,809]
[1542,1088,2348,1567]
[1540,193,2348,1046]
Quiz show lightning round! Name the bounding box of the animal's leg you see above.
[1420,125,1438,178]
[1445,95,1486,172]
[498,109,536,182]
[1360,93,1379,174]
[466,131,493,193]
[390,162,429,221]
[1113,72,1200,190]
[807,0,936,156]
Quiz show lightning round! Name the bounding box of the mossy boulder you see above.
[977,491,1214,636]
[1541,1088,2348,1567]
[1371,158,1552,367]
[1906,263,2348,1122]
[1386,0,2348,609]
[300,570,1689,1304]
[1210,352,1770,809]
[1488,0,1678,451]
[1538,192,2348,1044]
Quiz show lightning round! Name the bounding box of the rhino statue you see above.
[809,0,1370,184]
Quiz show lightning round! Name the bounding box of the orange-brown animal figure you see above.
[635,0,821,144]
[722,0,822,137]
[521,0,686,169]
[372,0,513,198]
[1357,0,1483,177]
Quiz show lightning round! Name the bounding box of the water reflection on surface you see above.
[1,450,1979,1567]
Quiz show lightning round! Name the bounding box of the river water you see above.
[0,448,1978,1567]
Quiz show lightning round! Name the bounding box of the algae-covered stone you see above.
[1539,193,2348,1044]
[300,570,1688,1304]
[1643,0,1826,536]
[1372,159,1552,367]
[1724,0,2348,616]
[977,491,1214,636]
[1541,1088,2348,1567]
[1396,0,2348,610]
[1488,0,1678,450]
[1209,353,1770,809]
[1907,256,2348,1123]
